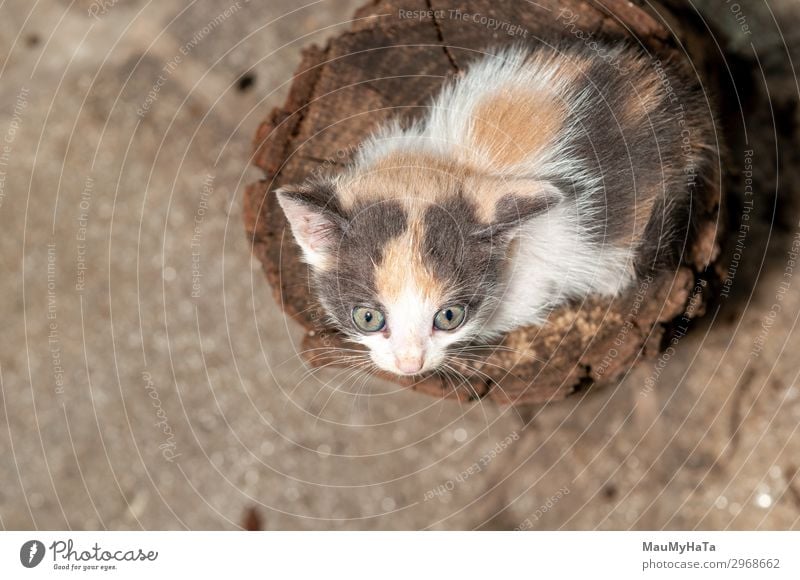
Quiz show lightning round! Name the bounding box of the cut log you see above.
[243,0,726,404]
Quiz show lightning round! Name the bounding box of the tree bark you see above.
[243,0,726,404]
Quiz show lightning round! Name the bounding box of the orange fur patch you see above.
[471,87,566,168]
[339,151,553,227]
[374,222,444,304]
[622,60,664,124]
[337,152,471,210]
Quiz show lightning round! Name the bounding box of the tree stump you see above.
[243,0,726,404]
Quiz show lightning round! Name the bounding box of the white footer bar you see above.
[1,531,798,578]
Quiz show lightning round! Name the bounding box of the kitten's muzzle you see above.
[394,351,425,375]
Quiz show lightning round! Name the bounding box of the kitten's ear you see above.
[275,183,344,270]
[474,179,563,241]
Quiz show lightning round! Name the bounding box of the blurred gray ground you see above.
[1,0,799,530]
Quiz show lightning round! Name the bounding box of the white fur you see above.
[484,201,634,335]
[356,46,599,180]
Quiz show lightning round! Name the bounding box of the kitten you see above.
[276,43,714,377]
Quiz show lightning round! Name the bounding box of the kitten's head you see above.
[275,172,559,376]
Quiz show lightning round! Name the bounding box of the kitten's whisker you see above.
[443,362,494,436]
[453,345,548,365]
[436,367,468,417]
[295,356,369,396]
[431,369,452,419]
[313,362,374,426]
[351,366,380,418]
[448,358,527,418]
[308,361,367,413]
[441,362,491,429]
[274,345,361,369]
[444,358,502,436]
[295,346,367,357]
[301,350,367,367]
[453,353,534,373]
[294,346,367,361]
[297,353,369,377]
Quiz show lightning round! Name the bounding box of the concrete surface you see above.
[0,0,799,530]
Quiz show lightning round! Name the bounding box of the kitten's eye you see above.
[433,305,466,331]
[352,306,386,333]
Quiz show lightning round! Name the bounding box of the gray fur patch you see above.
[315,197,408,333]
[557,48,710,272]
[421,194,542,320]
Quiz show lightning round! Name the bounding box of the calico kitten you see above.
[276,43,714,376]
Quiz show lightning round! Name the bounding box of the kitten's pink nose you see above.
[395,352,424,374]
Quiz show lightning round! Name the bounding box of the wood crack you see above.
[426,0,459,72]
